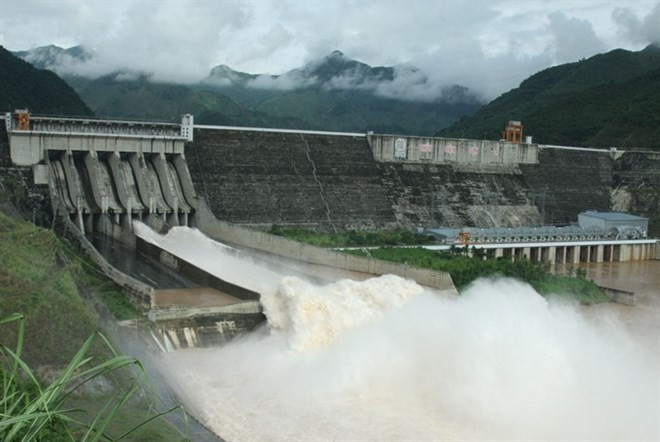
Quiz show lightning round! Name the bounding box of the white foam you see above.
[161,276,660,441]
[262,274,423,352]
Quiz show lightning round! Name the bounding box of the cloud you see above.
[247,72,316,91]
[2,0,658,100]
[613,3,660,46]
[546,12,608,61]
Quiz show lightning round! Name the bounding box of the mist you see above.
[132,223,658,440]
[158,272,659,440]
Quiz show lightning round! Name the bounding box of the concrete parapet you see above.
[8,130,186,167]
[369,134,538,165]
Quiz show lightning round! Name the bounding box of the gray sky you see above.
[1,0,658,100]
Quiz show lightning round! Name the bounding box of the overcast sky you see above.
[1,0,658,100]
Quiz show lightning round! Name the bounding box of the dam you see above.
[2,110,659,440]
[2,110,658,342]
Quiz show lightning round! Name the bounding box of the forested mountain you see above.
[15,47,482,135]
[0,46,93,116]
[439,45,660,149]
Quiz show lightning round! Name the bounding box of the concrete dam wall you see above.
[186,127,657,235]
[187,128,397,230]
[519,148,613,226]
[185,128,546,230]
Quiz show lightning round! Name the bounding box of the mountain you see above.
[200,50,483,134]
[68,72,314,128]
[14,46,482,135]
[12,44,94,70]
[0,46,93,116]
[439,45,660,149]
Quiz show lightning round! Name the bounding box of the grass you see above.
[0,313,182,441]
[0,212,187,440]
[269,226,436,247]
[0,212,100,366]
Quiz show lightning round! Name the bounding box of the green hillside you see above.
[68,74,479,135]
[251,86,477,135]
[439,45,660,149]
[0,46,92,116]
[15,46,482,134]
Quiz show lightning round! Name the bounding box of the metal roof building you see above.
[578,211,648,239]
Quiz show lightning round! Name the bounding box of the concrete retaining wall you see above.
[520,148,613,225]
[53,203,153,312]
[196,202,457,293]
[600,286,636,306]
[187,128,397,230]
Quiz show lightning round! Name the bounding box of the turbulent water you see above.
[145,226,659,441]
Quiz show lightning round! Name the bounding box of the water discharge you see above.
[145,225,659,441]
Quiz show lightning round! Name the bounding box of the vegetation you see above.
[269,227,607,303]
[346,247,608,304]
[13,45,481,135]
[0,46,92,116]
[269,226,436,247]
[439,45,660,149]
[0,212,186,440]
[0,314,179,441]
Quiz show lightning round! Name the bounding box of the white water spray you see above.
[139,224,659,441]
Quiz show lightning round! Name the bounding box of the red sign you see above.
[444,144,456,154]
[469,146,479,156]
[419,143,433,153]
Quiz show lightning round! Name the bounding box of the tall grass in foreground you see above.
[0,313,176,441]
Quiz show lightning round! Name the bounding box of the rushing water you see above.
[148,226,659,441]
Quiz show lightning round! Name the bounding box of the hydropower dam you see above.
[1,110,658,348]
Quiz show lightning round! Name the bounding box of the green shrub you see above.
[345,247,608,303]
